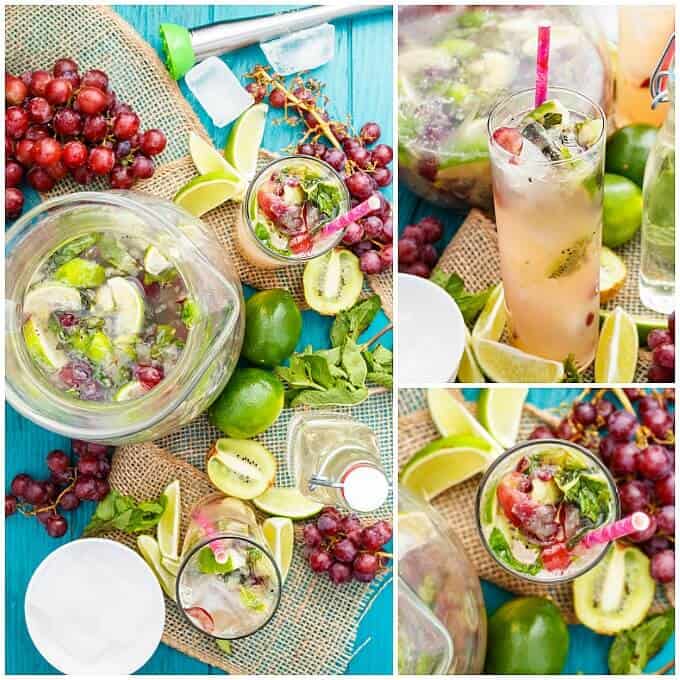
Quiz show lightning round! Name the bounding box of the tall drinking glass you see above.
[488,87,606,368]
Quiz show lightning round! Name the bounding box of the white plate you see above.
[397,273,466,384]
[25,538,165,674]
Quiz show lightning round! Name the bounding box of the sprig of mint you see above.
[239,586,265,612]
[563,354,583,383]
[608,609,674,674]
[83,490,166,536]
[430,269,494,325]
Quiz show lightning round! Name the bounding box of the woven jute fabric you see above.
[438,209,659,382]
[398,388,670,623]
[5,5,392,314]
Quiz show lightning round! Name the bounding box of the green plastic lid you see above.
[159,23,195,80]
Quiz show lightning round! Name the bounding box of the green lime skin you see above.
[602,173,643,248]
[485,597,569,674]
[208,368,284,438]
[606,124,657,187]
[242,289,302,367]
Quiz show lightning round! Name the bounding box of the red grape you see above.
[74,475,97,501]
[113,111,140,140]
[379,244,393,268]
[5,160,23,187]
[643,408,673,439]
[419,216,443,243]
[26,167,55,191]
[53,108,83,136]
[652,344,675,370]
[32,137,62,167]
[345,171,374,199]
[140,129,166,156]
[130,155,154,179]
[332,538,358,563]
[10,474,31,500]
[656,505,674,535]
[76,86,108,115]
[309,548,333,572]
[373,166,392,187]
[45,77,73,105]
[492,126,523,154]
[573,402,597,426]
[421,243,438,267]
[353,552,379,581]
[371,144,393,167]
[24,480,48,506]
[643,535,671,556]
[71,165,94,185]
[529,425,555,440]
[611,441,639,476]
[618,479,651,513]
[303,523,322,548]
[29,69,52,96]
[5,73,28,105]
[655,473,674,505]
[648,364,674,382]
[82,114,108,143]
[245,82,265,103]
[347,145,370,169]
[628,514,657,543]
[401,261,430,277]
[650,549,674,583]
[360,122,381,144]
[268,88,287,108]
[93,479,110,501]
[109,164,135,189]
[88,146,115,175]
[401,224,424,244]
[360,250,382,275]
[62,140,88,168]
[648,329,672,349]
[607,410,637,441]
[342,222,364,246]
[328,561,352,584]
[46,514,68,537]
[636,444,672,480]
[53,58,78,77]
[323,148,346,172]
[317,513,339,537]
[5,495,17,517]
[81,68,108,91]
[373,520,393,545]
[58,491,80,511]
[46,450,70,474]
[596,398,614,421]
[46,160,68,181]
[398,238,419,264]
[6,106,29,138]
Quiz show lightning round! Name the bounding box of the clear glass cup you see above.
[236,155,350,269]
[5,191,244,444]
[476,439,620,584]
[398,488,487,674]
[488,87,606,368]
[176,494,282,639]
[398,5,612,210]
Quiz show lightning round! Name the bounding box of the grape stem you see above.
[17,471,79,517]
[652,660,674,675]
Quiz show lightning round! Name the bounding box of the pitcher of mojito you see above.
[488,87,606,367]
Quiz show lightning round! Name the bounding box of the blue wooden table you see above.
[5,5,393,674]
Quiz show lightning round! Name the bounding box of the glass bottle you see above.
[286,411,389,513]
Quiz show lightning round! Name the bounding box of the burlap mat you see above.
[5,4,393,315]
[438,209,660,382]
[398,388,670,624]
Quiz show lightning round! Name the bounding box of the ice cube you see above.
[260,23,335,76]
[185,56,254,128]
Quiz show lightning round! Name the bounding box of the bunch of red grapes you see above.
[5,439,113,537]
[5,58,167,220]
[530,390,675,584]
[397,215,444,277]
[302,507,392,584]
[646,313,675,383]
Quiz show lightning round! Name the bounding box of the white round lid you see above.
[25,538,165,674]
[342,464,389,512]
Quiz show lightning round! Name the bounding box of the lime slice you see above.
[477,387,528,448]
[598,310,666,345]
[108,277,145,337]
[113,380,147,402]
[472,337,565,383]
[189,131,241,178]
[253,487,323,519]
[23,282,82,322]
[472,283,505,341]
[224,102,268,180]
[594,307,638,383]
[400,435,493,500]
[137,534,176,600]
[427,388,502,454]
[54,257,106,288]
[161,556,180,576]
[174,170,244,217]
[600,247,627,304]
[23,317,67,371]
[262,516,294,584]
[144,245,173,277]
[86,330,113,363]
[94,284,115,313]
[457,325,485,383]
[157,479,181,561]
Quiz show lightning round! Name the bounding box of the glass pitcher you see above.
[398,488,486,674]
[5,191,244,444]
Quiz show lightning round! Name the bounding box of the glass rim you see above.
[487,86,606,167]
[475,438,621,584]
[175,533,283,640]
[241,154,351,263]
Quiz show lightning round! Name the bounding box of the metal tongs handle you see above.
[650,32,675,109]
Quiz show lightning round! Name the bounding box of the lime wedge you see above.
[600,247,627,304]
[599,310,666,345]
[144,245,173,277]
[216,640,232,655]
[224,102,268,180]
[457,325,485,383]
[595,306,638,383]
[157,479,181,562]
[472,283,505,341]
[400,435,493,500]
[253,487,323,519]
[113,380,147,402]
[262,516,294,584]
[174,170,243,217]
[161,556,180,576]
[189,131,241,177]
[86,330,113,363]
[23,317,67,371]
[472,337,565,383]
[137,534,176,600]
[108,277,145,337]
[54,257,106,288]
[427,388,502,454]
[23,282,81,322]
[477,387,528,448]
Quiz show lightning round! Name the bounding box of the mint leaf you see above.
[197,547,234,575]
[488,527,542,575]
[609,610,674,674]
[181,298,200,328]
[554,471,610,523]
[300,177,342,218]
[83,490,166,536]
[239,586,265,612]
[342,340,368,387]
[51,234,100,267]
[563,354,583,382]
[289,383,369,407]
[330,295,382,347]
[430,269,494,325]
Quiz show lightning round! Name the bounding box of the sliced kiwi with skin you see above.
[546,233,595,279]
[303,248,363,315]
[573,543,655,635]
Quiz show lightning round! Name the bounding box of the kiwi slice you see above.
[303,248,363,316]
[546,234,594,279]
[573,543,655,635]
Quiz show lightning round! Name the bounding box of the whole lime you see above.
[485,596,569,674]
[606,124,657,187]
[602,173,643,248]
[208,368,284,438]
[242,289,302,367]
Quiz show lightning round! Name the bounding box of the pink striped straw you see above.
[321,194,382,237]
[534,24,551,107]
[580,512,650,550]
[192,509,230,563]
